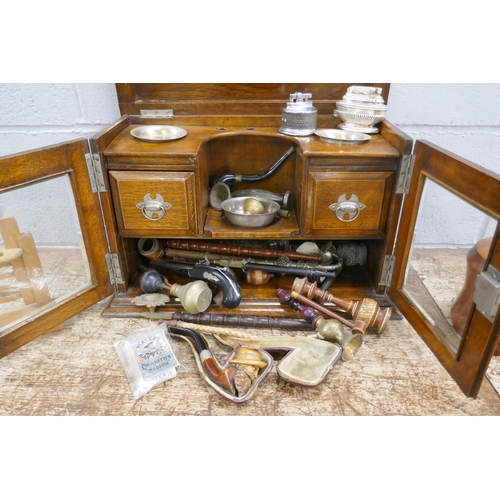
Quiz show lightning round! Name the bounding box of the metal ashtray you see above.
[221,196,280,228]
[314,129,371,145]
[130,125,187,142]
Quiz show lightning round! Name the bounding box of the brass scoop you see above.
[242,197,265,214]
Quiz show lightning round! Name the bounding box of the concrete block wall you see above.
[1,83,499,247]
[386,84,500,247]
[0,84,120,246]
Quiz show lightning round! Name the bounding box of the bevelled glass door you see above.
[388,140,500,398]
[0,140,114,357]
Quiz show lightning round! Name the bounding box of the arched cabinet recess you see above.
[1,83,499,399]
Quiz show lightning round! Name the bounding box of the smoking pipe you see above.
[209,146,295,187]
[151,260,242,309]
[168,325,235,395]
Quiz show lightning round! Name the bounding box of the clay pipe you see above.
[288,290,368,335]
[168,325,235,395]
[292,277,392,333]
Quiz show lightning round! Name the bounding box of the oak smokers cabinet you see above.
[1,83,499,399]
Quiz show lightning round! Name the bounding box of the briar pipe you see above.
[151,259,242,309]
[168,325,235,395]
[209,146,295,187]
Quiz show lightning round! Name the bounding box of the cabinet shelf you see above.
[202,208,300,239]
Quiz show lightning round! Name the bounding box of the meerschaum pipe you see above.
[164,320,342,387]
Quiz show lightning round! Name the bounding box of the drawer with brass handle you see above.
[303,170,394,237]
[109,171,198,237]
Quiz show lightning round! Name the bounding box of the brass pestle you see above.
[292,277,392,333]
[276,289,362,361]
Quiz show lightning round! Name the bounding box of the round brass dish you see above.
[130,125,188,142]
[314,129,371,145]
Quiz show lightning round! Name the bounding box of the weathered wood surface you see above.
[1,295,499,416]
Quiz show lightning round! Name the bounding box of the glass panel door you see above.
[0,175,93,331]
[0,140,114,357]
[388,140,500,397]
[402,177,497,354]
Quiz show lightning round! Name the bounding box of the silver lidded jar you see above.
[334,86,388,134]
[279,92,317,136]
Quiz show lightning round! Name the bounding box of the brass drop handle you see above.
[136,193,172,221]
[329,194,366,222]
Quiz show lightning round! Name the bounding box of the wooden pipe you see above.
[292,277,391,333]
[153,311,315,330]
[163,239,323,262]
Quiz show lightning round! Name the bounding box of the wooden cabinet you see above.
[1,83,499,399]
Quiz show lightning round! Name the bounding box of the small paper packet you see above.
[114,324,184,399]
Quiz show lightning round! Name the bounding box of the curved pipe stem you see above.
[168,325,235,394]
[210,146,294,187]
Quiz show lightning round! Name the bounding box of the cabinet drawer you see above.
[303,171,394,237]
[109,171,198,237]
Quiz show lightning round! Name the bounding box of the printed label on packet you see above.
[131,330,179,380]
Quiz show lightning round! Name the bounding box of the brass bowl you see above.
[130,125,187,142]
[221,196,280,228]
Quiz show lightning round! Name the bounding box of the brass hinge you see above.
[379,254,396,287]
[140,109,174,118]
[85,152,107,193]
[105,253,125,285]
[395,154,416,195]
[473,264,500,322]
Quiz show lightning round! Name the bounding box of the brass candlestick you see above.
[292,277,392,333]
[288,290,367,335]
[276,289,362,361]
